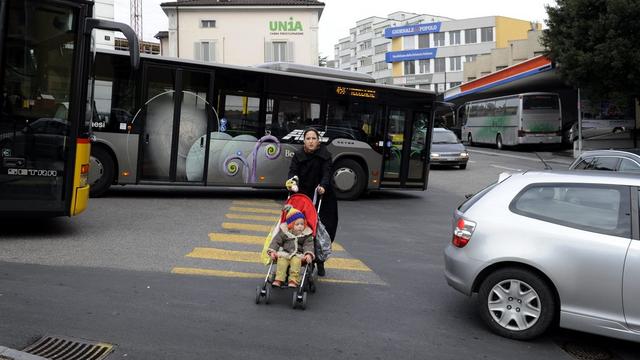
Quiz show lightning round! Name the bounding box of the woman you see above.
[287,128,339,276]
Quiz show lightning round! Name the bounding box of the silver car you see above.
[444,171,640,342]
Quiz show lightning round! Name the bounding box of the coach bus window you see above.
[223,95,260,137]
[505,98,519,115]
[495,99,506,116]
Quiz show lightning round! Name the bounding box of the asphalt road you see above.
[1,147,639,360]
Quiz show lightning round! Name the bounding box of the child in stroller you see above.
[256,193,321,309]
[267,205,315,288]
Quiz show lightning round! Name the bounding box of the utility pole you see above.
[130,0,142,43]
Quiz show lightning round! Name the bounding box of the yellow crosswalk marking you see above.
[187,248,370,271]
[208,232,345,252]
[232,200,281,208]
[209,232,266,245]
[229,206,281,215]
[225,213,279,222]
[172,267,373,285]
[222,222,272,233]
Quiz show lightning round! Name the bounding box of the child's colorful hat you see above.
[284,205,305,226]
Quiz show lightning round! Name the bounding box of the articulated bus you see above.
[0,0,138,217]
[89,50,437,200]
[461,92,562,149]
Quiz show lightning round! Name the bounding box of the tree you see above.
[542,0,640,101]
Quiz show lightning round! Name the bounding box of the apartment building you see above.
[160,0,324,66]
[335,12,537,92]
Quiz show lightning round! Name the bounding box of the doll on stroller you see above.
[255,193,325,310]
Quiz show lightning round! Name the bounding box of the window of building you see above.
[374,43,388,54]
[359,24,372,34]
[375,30,383,37]
[450,81,462,88]
[467,77,476,81]
[201,20,216,28]
[359,40,372,51]
[433,32,445,46]
[419,59,430,73]
[419,84,432,90]
[404,36,416,50]
[418,34,430,48]
[404,60,416,75]
[466,55,476,63]
[449,30,460,45]
[375,61,388,72]
[434,57,446,72]
[450,56,461,71]
[265,41,293,62]
[359,57,372,66]
[496,65,508,71]
[340,55,351,65]
[465,28,477,44]
[194,41,216,62]
[340,42,351,50]
[481,27,494,42]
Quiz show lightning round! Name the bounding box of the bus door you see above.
[138,65,214,184]
[380,109,431,188]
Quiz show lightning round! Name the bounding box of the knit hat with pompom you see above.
[284,205,305,228]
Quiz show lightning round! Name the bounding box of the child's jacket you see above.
[267,223,315,260]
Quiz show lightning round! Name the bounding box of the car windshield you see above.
[432,131,459,144]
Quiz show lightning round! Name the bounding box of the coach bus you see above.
[89,50,437,200]
[0,0,139,217]
[460,92,562,149]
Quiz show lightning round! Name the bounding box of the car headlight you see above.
[460,151,469,158]
[430,153,440,158]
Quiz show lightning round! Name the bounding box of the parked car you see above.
[430,128,469,169]
[444,171,640,342]
[570,149,640,173]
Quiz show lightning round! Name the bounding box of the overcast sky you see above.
[114,0,556,57]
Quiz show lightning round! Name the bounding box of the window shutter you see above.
[210,42,216,62]
[194,42,201,60]
[264,41,273,62]
[286,42,294,62]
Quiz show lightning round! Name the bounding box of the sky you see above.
[114,0,556,57]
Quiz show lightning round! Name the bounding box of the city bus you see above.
[460,92,562,149]
[89,50,437,200]
[0,0,139,217]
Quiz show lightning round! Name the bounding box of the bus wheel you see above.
[467,134,473,145]
[332,159,366,201]
[496,134,503,150]
[89,146,115,197]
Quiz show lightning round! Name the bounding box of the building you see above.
[159,0,325,66]
[115,38,161,55]
[94,0,115,49]
[335,12,538,92]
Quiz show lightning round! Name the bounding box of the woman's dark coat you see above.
[288,145,339,241]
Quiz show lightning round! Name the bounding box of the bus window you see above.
[266,98,321,140]
[222,95,260,137]
[505,98,519,115]
[485,101,496,117]
[326,99,376,143]
[495,99,506,116]
[469,103,479,118]
[523,95,559,110]
[93,53,136,132]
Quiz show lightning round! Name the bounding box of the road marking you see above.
[222,222,273,232]
[171,267,374,285]
[232,200,281,208]
[225,213,279,222]
[187,247,370,271]
[468,148,572,165]
[490,164,522,171]
[208,232,345,251]
[229,206,281,215]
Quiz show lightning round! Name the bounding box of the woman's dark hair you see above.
[303,127,320,139]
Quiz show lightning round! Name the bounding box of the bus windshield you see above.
[523,95,560,110]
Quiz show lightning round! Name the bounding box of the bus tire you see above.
[89,146,115,197]
[467,134,473,146]
[332,158,366,201]
[496,134,503,150]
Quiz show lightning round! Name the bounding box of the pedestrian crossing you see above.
[171,199,386,285]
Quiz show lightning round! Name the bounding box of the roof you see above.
[154,31,168,39]
[161,0,325,7]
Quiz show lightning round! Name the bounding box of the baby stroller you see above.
[255,193,321,310]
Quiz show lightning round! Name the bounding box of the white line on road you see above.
[490,164,522,171]
[468,148,573,165]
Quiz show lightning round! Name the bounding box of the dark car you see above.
[430,128,469,169]
[569,149,640,173]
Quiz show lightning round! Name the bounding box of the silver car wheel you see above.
[488,279,541,331]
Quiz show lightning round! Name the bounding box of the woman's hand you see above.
[269,251,277,261]
[304,254,313,264]
[316,185,325,195]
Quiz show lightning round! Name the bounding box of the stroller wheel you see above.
[291,291,298,309]
[264,285,272,305]
[300,292,308,310]
[255,286,262,304]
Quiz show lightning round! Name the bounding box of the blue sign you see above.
[384,22,441,38]
[385,48,437,63]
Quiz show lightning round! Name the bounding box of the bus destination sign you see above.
[336,86,376,99]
